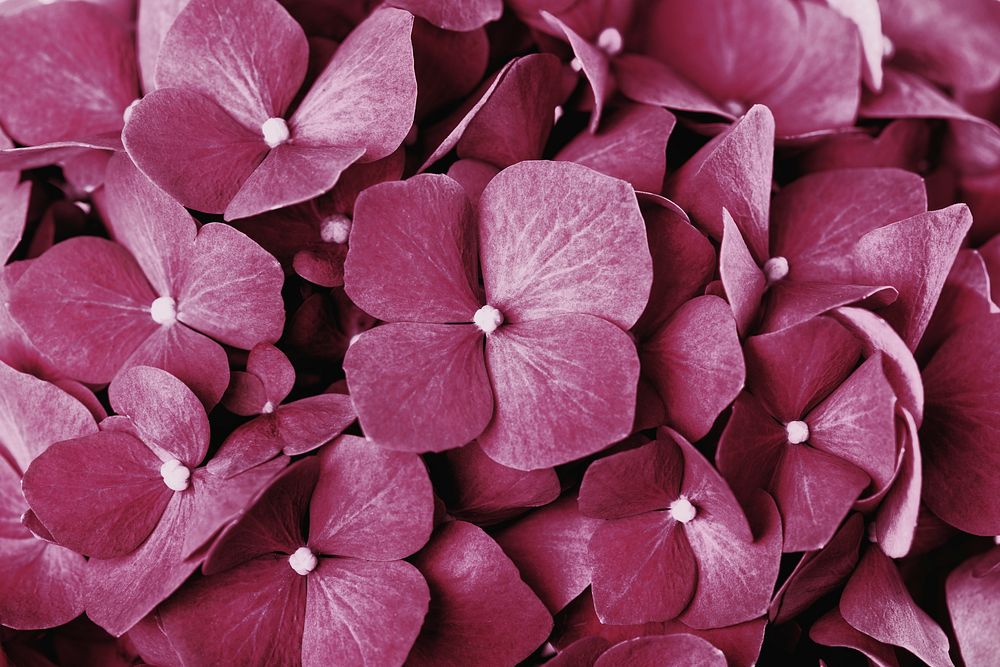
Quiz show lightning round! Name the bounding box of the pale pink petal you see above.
[874,407,921,558]
[135,0,189,92]
[947,550,1000,667]
[827,0,885,91]
[542,11,610,131]
[595,635,726,667]
[479,161,651,328]
[344,323,493,452]
[811,607,900,667]
[719,209,765,337]
[480,315,639,470]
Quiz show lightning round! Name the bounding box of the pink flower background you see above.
[1,0,999,665]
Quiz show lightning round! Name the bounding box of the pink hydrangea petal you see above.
[155,0,308,128]
[0,134,120,177]
[221,371,269,416]
[840,547,954,667]
[291,8,416,159]
[408,521,552,667]
[827,0,884,91]
[852,205,973,350]
[918,249,996,360]
[744,316,862,422]
[344,174,482,323]
[480,161,652,328]
[771,444,869,552]
[921,314,1000,535]
[446,159,500,207]
[810,607,900,667]
[438,441,561,525]
[302,558,428,667]
[542,11,610,132]
[387,0,501,30]
[873,407,921,558]
[0,154,29,265]
[122,322,231,410]
[589,512,697,624]
[760,281,898,335]
[480,315,639,470]
[412,24,488,122]
[579,439,681,520]
[641,295,745,441]
[135,0,189,92]
[344,323,493,452]
[769,513,864,624]
[807,353,897,490]
[556,104,675,193]
[224,143,366,221]
[246,343,295,405]
[668,105,774,260]
[613,54,727,116]
[308,435,433,560]
[22,431,170,559]
[679,423,754,532]
[159,557,306,666]
[126,612,183,667]
[0,2,136,145]
[719,209,765,337]
[755,2,861,137]
[9,237,158,384]
[547,637,612,667]
[595,635,727,667]
[176,222,285,349]
[494,495,602,614]
[715,393,787,505]
[109,366,209,468]
[122,88,268,214]
[947,550,1000,667]
[292,245,347,288]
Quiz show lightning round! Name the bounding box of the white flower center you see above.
[786,420,810,444]
[123,98,141,124]
[262,400,275,414]
[261,117,290,148]
[882,35,895,58]
[570,57,584,72]
[554,105,564,123]
[596,27,623,56]
[722,99,747,116]
[289,546,318,575]
[150,296,177,326]
[763,256,789,283]
[669,496,697,523]
[320,214,352,244]
[473,305,504,335]
[159,459,191,491]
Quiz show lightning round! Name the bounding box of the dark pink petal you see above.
[755,2,861,137]
[344,174,481,323]
[548,637,612,667]
[494,495,601,614]
[769,513,864,624]
[155,0,308,127]
[439,441,561,525]
[345,323,492,452]
[840,548,953,667]
[292,244,348,288]
[420,55,562,171]
[10,237,157,383]
[827,0,884,91]
[480,161,651,328]
[176,222,285,349]
[556,104,674,192]
[308,435,433,560]
[667,105,774,260]
[0,2,136,145]
[922,314,1000,535]
[614,54,726,116]
[947,550,1000,667]
[579,439,681,520]
[408,521,552,667]
[303,558,428,667]
[919,249,996,360]
[760,281,897,335]
[744,316,861,422]
[446,159,500,207]
[387,0,501,30]
[109,366,209,468]
[771,444,869,552]
[715,393,787,506]
[641,296,745,441]
[22,432,170,559]
[291,8,416,160]
[595,635,726,667]
[122,88,267,214]
[807,353,897,490]
[247,343,295,407]
[0,362,98,473]
[874,408,921,558]
[0,135,120,174]
[852,205,973,350]
[811,607,900,667]
[480,315,639,470]
[0,145,30,264]
[413,22,489,120]
[127,613,183,667]
[159,558,306,666]
[590,513,697,624]
[719,209,765,336]
[224,143,366,221]
[221,372,268,416]
[542,12,610,131]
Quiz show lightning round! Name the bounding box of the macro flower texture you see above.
[3,0,1000,666]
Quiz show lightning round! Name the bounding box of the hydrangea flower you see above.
[343,160,652,470]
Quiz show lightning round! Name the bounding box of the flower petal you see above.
[542,12,610,131]
[811,607,900,667]
[594,635,726,667]
[719,208,765,337]
[387,0,501,30]
[247,343,295,406]
[716,392,787,505]
[614,54,726,116]
[873,407,921,558]
[579,438,683,521]
[947,550,1000,667]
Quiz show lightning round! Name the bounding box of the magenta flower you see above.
[158,436,434,666]
[9,154,285,407]
[123,0,417,220]
[21,366,286,636]
[0,362,96,630]
[579,429,782,628]
[343,160,652,470]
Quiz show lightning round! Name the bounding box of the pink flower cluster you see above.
[2,0,1000,665]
